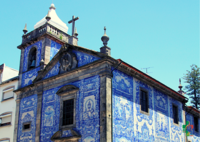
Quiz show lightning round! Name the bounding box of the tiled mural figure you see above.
[112,70,134,142]
[40,76,100,142]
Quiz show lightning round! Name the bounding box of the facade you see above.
[13,3,200,142]
[0,64,19,142]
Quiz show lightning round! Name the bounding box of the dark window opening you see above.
[23,123,30,130]
[194,116,199,132]
[140,89,148,113]
[173,105,178,124]
[28,48,36,70]
[63,99,74,126]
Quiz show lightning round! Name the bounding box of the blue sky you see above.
[0,0,199,104]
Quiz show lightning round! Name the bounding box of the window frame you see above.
[22,121,31,132]
[172,104,179,125]
[139,87,149,115]
[56,85,79,130]
[0,112,12,127]
[194,116,199,132]
[0,138,10,142]
[2,86,14,101]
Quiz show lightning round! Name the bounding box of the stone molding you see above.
[57,85,79,130]
[51,130,81,142]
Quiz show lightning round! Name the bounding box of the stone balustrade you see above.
[22,23,70,44]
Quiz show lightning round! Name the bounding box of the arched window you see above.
[28,47,37,70]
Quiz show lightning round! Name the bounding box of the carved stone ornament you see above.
[59,52,77,74]
[51,129,81,142]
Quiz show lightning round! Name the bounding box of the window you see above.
[0,138,10,142]
[140,89,148,113]
[2,87,14,101]
[28,47,36,70]
[63,99,74,126]
[173,105,178,124]
[0,113,12,126]
[194,116,199,132]
[56,85,78,129]
[23,122,31,131]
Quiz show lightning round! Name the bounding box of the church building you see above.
[13,3,199,142]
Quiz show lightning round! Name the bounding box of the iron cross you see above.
[68,16,79,36]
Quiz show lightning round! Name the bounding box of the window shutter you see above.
[1,115,11,124]
[3,90,13,100]
[0,140,10,142]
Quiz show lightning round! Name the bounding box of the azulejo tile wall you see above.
[72,50,100,67]
[44,62,60,79]
[134,78,155,142]
[50,40,62,60]
[186,113,200,142]
[43,50,100,80]
[23,40,42,72]
[112,69,134,142]
[17,94,37,142]
[21,67,40,88]
[154,88,170,141]
[112,69,186,142]
[40,75,100,142]
[169,97,184,142]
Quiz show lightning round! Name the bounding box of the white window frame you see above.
[0,112,12,126]
[2,87,14,101]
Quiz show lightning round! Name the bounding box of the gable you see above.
[42,48,101,80]
[50,40,62,60]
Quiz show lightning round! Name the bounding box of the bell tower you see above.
[17,3,79,88]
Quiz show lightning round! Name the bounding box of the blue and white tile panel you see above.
[43,50,100,80]
[112,69,187,142]
[21,67,40,88]
[17,94,38,142]
[40,75,100,142]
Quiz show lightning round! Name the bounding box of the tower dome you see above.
[34,4,68,33]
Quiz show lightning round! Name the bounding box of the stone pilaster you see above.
[68,36,78,46]
[13,97,21,142]
[44,38,51,65]
[100,70,112,142]
[18,48,25,88]
[35,92,43,142]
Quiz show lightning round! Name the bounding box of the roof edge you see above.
[118,59,187,102]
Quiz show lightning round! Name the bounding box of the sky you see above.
[0,0,199,104]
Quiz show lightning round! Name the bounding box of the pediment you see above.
[56,85,79,95]
[51,129,81,142]
[34,43,104,82]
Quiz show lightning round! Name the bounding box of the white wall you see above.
[1,66,18,82]
[0,68,18,142]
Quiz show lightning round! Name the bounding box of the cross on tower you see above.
[68,15,79,36]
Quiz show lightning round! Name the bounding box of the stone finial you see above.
[46,10,51,22]
[40,59,45,70]
[178,78,185,95]
[100,26,111,56]
[179,78,182,90]
[101,26,109,46]
[74,27,78,37]
[23,24,28,35]
[49,3,56,10]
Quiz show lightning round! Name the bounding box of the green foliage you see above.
[59,35,63,40]
[183,64,200,109]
